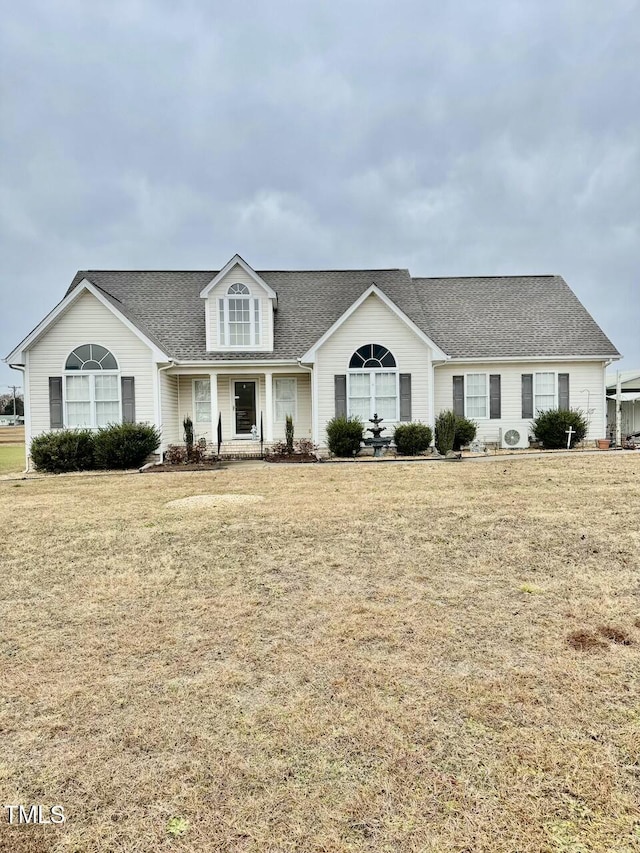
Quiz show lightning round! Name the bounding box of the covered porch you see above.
[160,366,313,456]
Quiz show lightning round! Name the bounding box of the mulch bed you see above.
[141,462,225,473]
[265,455,318,464]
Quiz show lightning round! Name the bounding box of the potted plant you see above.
[597,438,612,450]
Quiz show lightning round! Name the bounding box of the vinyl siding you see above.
[205,263,273,351]
[434,360,608,441]
[315,293,432,445]
[160,372,179,447]
[28,290,156,438]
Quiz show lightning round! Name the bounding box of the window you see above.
[274,377,297,421]
[465,373,488,418]
[193,379,212,424]
[64,345,120,427]
[218,283,261,347]
[348,345,398,421]
[534,372,556,413]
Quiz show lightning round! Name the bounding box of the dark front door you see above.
[234,381,256,435]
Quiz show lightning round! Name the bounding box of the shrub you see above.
[183,416,194,457]
[393,422,433,455]
[435,410,457,455]
[30,429,96,473]
[165,444,187,465]
[531,408,588,449]
[295,438,318,456]
[453,415,478,450]
[285,415,294,454]
[93,422,161,469]
[326,415,364,457]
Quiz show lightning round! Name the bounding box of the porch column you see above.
[264,370,274,442]
[209,370,218,445]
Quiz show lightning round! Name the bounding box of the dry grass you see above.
[1,455,640,852]
[0,444,25,474]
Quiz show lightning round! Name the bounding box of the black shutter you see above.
[49,377,63,428]
[489,375,501,419]
[334,375,347,418]
[558,373,570,410]
[453,376,465,416]
[121,377,136,423]
[522,374,534,419]
[399,374,412,421]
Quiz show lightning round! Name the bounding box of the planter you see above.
[596,439,611,450]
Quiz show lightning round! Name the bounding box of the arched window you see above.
[349,344,396,369]
[218,283,261,346]
[64,345,120,428]
[65,344,118,371]
[348,344,398,422]
[227,282,250,295]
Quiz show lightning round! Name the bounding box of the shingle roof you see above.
[67,268,619,361]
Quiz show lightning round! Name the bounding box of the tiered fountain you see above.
[362,413,392,457]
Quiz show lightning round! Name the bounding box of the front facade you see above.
[5,255,620,466]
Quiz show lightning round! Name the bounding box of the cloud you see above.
[1,0,638,386]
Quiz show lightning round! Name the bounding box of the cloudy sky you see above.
[1,0,638,392]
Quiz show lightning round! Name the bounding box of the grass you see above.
[0,443,24,474]
[1,455,639,852]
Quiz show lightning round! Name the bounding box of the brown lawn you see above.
[1,455,639,852]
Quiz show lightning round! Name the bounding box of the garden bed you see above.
[141,462,224,473]
[265,454,318,464]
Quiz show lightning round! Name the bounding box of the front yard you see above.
[1,456,639,852]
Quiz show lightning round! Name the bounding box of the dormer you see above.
[200,254,277,352]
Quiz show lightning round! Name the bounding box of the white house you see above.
[4,254,620,467]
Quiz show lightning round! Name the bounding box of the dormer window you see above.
[218,283,261,347]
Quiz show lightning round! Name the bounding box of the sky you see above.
[1,0,639,394]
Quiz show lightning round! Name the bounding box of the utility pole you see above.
[615,370,622,448]
[2,385,21,422]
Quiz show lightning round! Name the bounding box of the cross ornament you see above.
[565,425,575,449]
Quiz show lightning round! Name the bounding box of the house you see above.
[4,254,620,467]
[606,370,640,440]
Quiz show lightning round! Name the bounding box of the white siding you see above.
[315,293,432,445]
[434,360,608,442]
[205,263,273,351]
[28,290,156,438]
[160,372,179,446]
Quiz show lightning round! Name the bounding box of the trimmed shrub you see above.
[94,422,161,469]
[30,429,95,473]
[453,415,478,450]
[531,408,588,449]
[393,422,433,455]
[435,410,457,455]
[285,415,294,454]
[326,415,364,457]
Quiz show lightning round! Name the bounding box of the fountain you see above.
[363,413,392,457]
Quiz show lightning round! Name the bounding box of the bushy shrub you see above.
[285,415,294,454]
[435,410,457,455]
[326,415,364,457]
[453,415,478,450]
[531,408,588,449]
[165,444,187,464]
[183,416,194,456]
[94,422,161,469]
[295,438,318,456]
[393,422,433,455]
[30,429,96,473]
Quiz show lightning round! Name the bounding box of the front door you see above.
[234,381,257,436]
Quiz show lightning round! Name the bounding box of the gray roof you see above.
[67,269,620,361]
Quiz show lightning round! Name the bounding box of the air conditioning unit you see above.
[499,427,529,449]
